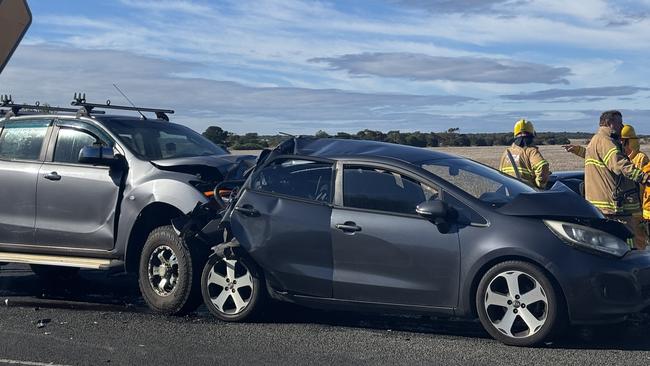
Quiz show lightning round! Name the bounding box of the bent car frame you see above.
[183,137,650,346]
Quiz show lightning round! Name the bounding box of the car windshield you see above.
[419,158,535,207]
[104,119,228,160]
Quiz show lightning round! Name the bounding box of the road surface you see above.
[1,264,650,365]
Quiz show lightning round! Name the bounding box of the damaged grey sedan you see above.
[177,137,650,346]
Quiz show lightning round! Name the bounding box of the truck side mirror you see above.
[78,145,119,166]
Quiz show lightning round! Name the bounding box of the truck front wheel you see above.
[138,225,206,315]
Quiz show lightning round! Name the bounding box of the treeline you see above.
[202,126,592,150]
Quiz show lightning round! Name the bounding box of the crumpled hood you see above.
[497,181,603,219]
[496,182,631,239]
[151,154,256,181]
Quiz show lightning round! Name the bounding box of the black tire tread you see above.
[138,225,207,315]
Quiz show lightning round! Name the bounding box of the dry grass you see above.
[231,144,650,172]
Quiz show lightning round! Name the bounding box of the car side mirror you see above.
[78,145,119,166]
[416,200,458,233]
[416,199,449,219]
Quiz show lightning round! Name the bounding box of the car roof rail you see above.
[1,94,105,119]
[71,93,174,121]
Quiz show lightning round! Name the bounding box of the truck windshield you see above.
[419,158,535,207]
[105,119,228,160]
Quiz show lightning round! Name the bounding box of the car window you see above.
[0,119,50,161]
[420,158,534,207]
[53,128,99,164]
[251,159,333,203]
[343,166,438,215]
[105,119,228,160]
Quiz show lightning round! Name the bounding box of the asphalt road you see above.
[2,264,650,365]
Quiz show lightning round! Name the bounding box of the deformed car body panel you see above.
[231,189,334,298]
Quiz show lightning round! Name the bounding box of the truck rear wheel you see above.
[138,225,206,315]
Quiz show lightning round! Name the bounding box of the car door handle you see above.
[235,205,260,217]
[44,172,61,181]
[335,222,362,233]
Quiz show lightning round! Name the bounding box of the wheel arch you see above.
[124,202,184,274]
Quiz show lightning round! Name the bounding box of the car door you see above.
[34,120,122,250]
[230,157,335,298]
[0,118,51,245]
[331,162,460,309]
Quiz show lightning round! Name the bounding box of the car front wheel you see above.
[476,260,564,346]
[138,225,206,315]
[201,254,265,321]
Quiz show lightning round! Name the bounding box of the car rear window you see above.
[251,159,333,203]
[0,119,50,161]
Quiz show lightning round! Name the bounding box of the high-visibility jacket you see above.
[584,127,649,215]
[631,151,650,217]
[569,145,648,216]
[499,144,549,189]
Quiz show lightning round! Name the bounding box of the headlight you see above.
[544,220,630,258]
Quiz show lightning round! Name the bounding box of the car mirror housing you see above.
[416,199,458,233]
[416,199,449,220]
[78,145,119,166]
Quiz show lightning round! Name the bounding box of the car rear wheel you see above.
[138,225,206,315]
[476,261,564,346]
[201,254,265,321]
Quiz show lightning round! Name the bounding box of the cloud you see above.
[502,86,650,101]
[391,0,515,13]
[117,0,214,16]
[309,52,571,84]
[0,46,476,134]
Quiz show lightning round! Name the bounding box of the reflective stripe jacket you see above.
[499,144,550,189]
[584,127,649,215]
[631,152,650,217]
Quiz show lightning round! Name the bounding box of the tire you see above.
[138,225,207,315]
[476,260,565,346]
[30,265,80,280]
[201,253,265,321]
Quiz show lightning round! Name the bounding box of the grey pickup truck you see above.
[0,95,254,314]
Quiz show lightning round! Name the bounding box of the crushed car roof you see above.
[274,137,456,164]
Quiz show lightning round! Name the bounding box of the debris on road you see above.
[36,318,51,328]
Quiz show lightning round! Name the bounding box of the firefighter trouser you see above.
[605,214,648,250]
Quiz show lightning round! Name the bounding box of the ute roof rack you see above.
[71,93,174,121]
[1,94,105,117]
[1,94,174,121]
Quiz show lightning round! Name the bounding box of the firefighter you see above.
[564,122,650,249]
[621,125,650,249]
[499,119,550,189]
[582,111,650,247]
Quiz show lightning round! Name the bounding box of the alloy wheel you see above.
[205,258,254,315]
[148,245,180,296]
[483,270,548,338]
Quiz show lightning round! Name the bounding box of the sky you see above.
[1,0,650,134]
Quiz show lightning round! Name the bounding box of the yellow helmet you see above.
[513,119,535,137]
[621,124,638,139]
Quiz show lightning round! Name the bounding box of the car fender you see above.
[115,178,208,255]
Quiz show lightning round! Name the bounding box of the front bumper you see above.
[558,250,650,324]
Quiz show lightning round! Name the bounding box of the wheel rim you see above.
[206,258,254,315]
[148,245,179,297]
[484,270,548,339]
